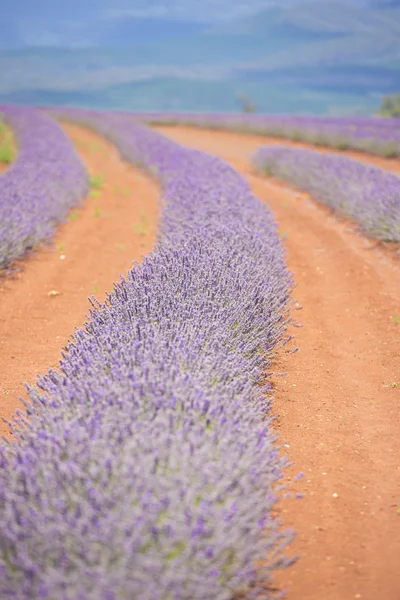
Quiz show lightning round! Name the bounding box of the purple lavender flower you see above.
[0,105,88,272]
[1,109,294,598]
[253,145,400,242]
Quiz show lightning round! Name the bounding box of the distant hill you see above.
[0,0,399,114]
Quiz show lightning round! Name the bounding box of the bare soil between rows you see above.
[154,125,400,600]
[0,124,160,437]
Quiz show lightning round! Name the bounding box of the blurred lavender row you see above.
[0,105,88,272]
[1,110,293,599]
[253,145,400,242]
[137,112,400,158]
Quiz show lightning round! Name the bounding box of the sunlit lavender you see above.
[253,145,400,242]
[137,112,400,158]
[0,105,88,272]
[1,110,293,598]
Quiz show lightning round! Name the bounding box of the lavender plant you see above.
[1,110,293,598]
[0,105,88,272]
[136,112,400,158]
[253,145,400,242]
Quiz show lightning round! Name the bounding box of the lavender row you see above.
[1,109,293,599]
[0,105,88,272]
[137,112,400,158]
[253,145,400,242]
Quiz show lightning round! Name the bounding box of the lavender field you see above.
[1,106,400,600]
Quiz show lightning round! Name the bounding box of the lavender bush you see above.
[136,112,400,158]
[1,110,293,598]
[0,105,88,272]
[254,145,400,242]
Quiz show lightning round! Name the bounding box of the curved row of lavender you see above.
[137,112,400,158]
[0,105,88,272]
[1,109,294,599]
[253,145,400,242]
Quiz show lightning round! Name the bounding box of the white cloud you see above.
[103,1,297,22]
[105,7,171,19]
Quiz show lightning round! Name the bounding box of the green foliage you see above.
[148,165,159,178]
[262,164,275,177]
[67,210,80,221]
[290,129,302,142]
[334,139,350,151]
[0,143,14,164]
[134,212,149,235]
[165,541,186,561]
[236,93,257,114]
[89,173,104,189]
[382,143,398,158]
[380,93,400,118]
[0,120,15,164]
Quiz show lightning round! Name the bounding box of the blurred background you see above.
[0,0,399,115]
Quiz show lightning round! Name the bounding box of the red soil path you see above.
[0,124,159,437]
[154,125,400,600]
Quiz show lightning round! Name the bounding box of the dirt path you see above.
[0,124,159,437]
[154,126,400,600]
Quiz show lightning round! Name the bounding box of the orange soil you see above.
[154,125,400,600]
[0,124,160,437]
